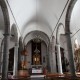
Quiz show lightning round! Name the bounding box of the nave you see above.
[0,0,80,80]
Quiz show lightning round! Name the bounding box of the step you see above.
[30,75,45,78]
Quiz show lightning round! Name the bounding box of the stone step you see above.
[30,75,45,78]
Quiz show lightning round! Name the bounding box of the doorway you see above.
[8,47,14,75]
[60,47,66,72]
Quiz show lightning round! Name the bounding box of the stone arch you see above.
[23,30,50,47]
[23,30,51,71]
[56,23,65,44]
[55,23,65,74]
[24,31,51,72]
[65,0,77,33]
[0,0,10,61]
[65,0,78,76]
[0,0,10,64]
[0,0,10,33]
[0,0,11,79]
[10,24,18,43]
[26,39,47,66]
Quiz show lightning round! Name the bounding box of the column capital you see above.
[15,42,19,46]
[56,43,60,46]
[3,33,10,36]
[65,32,72,35]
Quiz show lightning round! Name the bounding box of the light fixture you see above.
[34,43,40,54]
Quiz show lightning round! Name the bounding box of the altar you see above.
[31,65,43,74]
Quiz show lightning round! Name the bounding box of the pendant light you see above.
[34,43,40,54]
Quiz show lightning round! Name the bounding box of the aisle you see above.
[31,78,45,80]
[30,75,45,80]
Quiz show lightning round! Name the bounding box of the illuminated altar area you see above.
[26,39,48,74]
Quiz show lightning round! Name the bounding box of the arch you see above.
[0,6,4,30]
[55,23,65,74]
[65,0,77,76]
[26,37,50,70]
[0,0,10,53]
[23,30,50,47]
[0,0,10,34]
[0,0,10,79]
[56,23,65,44]
[22,22,52,38]
[65,0,77,33]
[10,24,18,42]
[26,38,47,48]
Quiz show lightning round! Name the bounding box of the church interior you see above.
[0,0,80,80]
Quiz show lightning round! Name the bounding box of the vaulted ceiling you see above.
[7,0,69,38]
[0,0,80,45]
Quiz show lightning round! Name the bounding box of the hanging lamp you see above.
[34,43,40,54]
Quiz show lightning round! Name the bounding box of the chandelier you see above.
[34,43,40,54]
[33,38,41,43]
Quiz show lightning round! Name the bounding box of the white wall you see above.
[60,34,68,59]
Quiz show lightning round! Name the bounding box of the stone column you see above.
[0,48,2,74]
[2,33,10,80]
[0,46,1,73]
[65,33,76,76]
[49,36,57,73]
[49,42,53,73]
[48,43,54,73]
[56,44,63,74]
[13,42,18,77]
[46,46,51,72]
[0,39,4,74]
[51,36,57,73]
[18,37,23,70]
